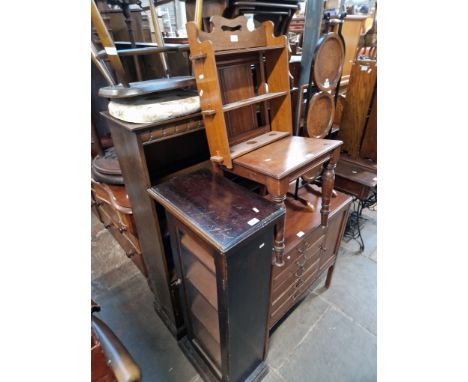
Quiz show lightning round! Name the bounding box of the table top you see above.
[232,136,342,179]
[148,169,285,253]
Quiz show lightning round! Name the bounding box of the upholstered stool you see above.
[108,90,200,124]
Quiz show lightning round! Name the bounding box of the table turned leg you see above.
[321,152,339,227]
[272,194,286,267]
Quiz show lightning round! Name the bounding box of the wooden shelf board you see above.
[191,294,220,343]
[187,261,218,309]
[181,234,216,274]
[222,91,288,113]
[230,130,289,159]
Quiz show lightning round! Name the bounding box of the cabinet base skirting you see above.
[153,299,186,340]
[179,336,221,382]
[179,336,269,382]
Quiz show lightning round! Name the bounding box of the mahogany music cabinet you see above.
[148,169,285,382]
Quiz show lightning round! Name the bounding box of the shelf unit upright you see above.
[187,16,343,267]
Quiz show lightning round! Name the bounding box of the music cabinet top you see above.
[148,169,285,253]
[232,136,342,179]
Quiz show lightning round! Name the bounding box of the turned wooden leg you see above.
[325,265,335,289]
[272,194,286,267]
[321,159,337,227]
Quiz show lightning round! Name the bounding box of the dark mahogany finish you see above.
[268,185,352,328]
[149,169,284,382]
[101,110,209,339]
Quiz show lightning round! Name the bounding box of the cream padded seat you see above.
[108,90,200,124]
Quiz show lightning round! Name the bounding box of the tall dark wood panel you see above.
[101,111,208,338]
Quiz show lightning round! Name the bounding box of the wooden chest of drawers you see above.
[148,169,285,382]
[269,186,352,329]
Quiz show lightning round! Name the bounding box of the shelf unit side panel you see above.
[187,23,233,168]
[264,31,292,134]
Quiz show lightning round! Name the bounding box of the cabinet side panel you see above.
[226,228,274,381]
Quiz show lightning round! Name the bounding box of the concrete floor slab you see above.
[275,308,377,382]
[313,251,377,335]
[268,293,330,368]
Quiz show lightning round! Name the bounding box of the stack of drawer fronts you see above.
[269,186,352,328]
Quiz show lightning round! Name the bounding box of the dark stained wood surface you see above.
[108,122,181,337]
[232,136,342,179]
[148,169,284,252]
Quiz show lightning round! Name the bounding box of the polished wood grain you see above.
[312,32,345,91]
[338,59,377,159]
[148,169,284,252]
[306,91,335,139]
[232,136,341,179]
[229,130,289,159]
[268,186,352,329]
[359,90,377,162]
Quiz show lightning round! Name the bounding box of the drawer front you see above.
[272,245,321,302]
[271,256,320,311]
[269,259,322,328]
[272,229,325,290]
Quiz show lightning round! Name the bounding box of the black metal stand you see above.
[343,188,377,252]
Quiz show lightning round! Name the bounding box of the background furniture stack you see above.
[92,0,210,337]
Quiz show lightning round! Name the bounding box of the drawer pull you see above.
[292,290,301,300]
[118,225,127,233]
[125,251,135,258]
[104,223,112,229]
[304,241,312,250]
[295,268,304,277]
[304,251,313,260]
[295,258,306,267]
[294,278,304,289]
